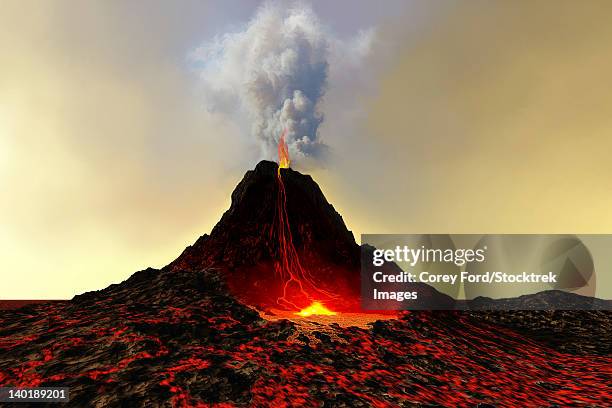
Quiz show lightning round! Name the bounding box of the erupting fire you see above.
[295,301,337,317]
[272,129,338,313]
[278,130,291,171]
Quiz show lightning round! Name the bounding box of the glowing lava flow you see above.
[273,130,337,315]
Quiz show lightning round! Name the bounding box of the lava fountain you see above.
[272,130,337,316]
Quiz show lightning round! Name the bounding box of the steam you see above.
[191,2,374,163]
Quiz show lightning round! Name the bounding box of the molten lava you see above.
[295,301,337,317]
[272,129,337,311]
[278,130,291,171]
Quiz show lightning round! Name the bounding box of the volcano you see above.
[167,160,453,313]
[167,160,362,311]
[0,161,610,407]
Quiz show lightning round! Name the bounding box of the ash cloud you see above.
[191,2,373,163]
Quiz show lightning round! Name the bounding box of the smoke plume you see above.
[191,2,373,163]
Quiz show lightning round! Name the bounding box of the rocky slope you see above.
[166,161,363,310]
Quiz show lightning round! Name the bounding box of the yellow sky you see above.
[320,1,612,237]
[0,2,244,298]
[2,1,612,299]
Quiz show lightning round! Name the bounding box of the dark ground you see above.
[0,267,610,407]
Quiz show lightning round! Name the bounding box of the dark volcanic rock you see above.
[465,289,612,310]
[169,160,357,270]
[0,268,284,407]
[167,160,362,310]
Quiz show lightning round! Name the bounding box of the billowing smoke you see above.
[191,2,373,163]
